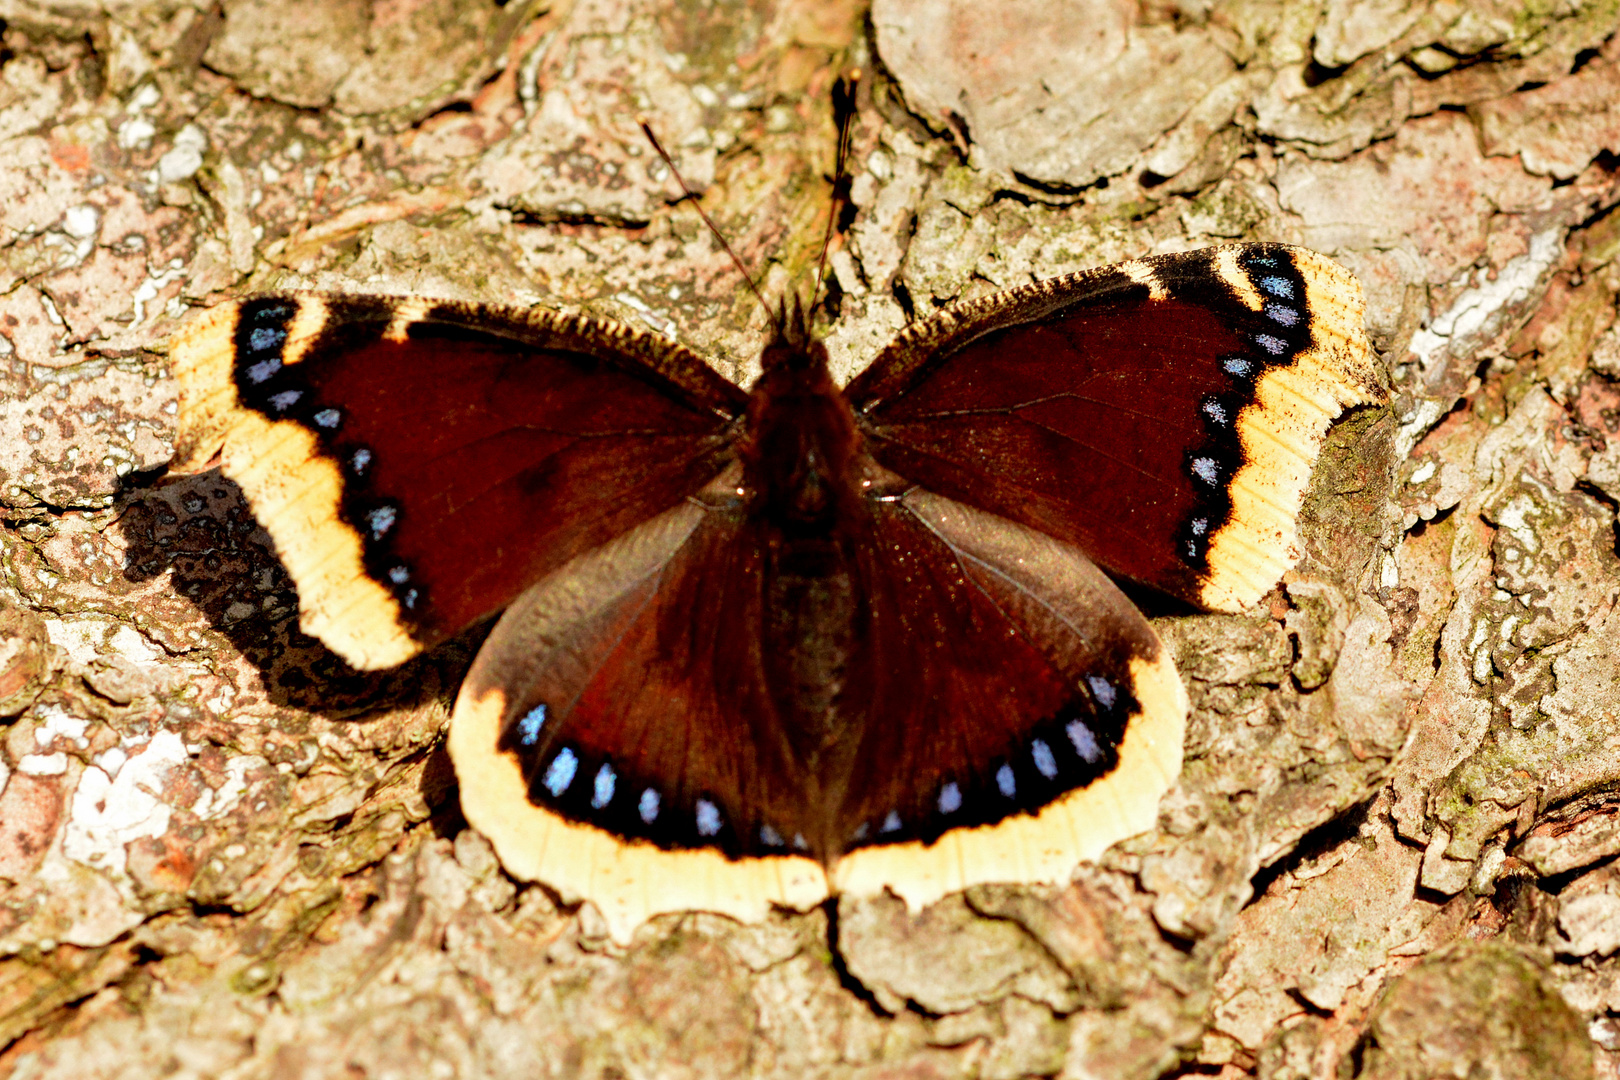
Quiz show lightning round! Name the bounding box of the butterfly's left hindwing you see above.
[447,484,833,939]
[171,294,748,668]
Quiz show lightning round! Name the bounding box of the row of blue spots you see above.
[243,326,287,384]
[1182,265,1305,569]
[1248,260,1301,346]
[342,445,415,607]
[530,736,735,837]
[315,404,414,608]
[523,685,1115,850]
[238,302,292,386]
[234,302,422,618]
[858,704,1113,841]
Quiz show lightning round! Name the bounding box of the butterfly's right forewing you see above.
[847,244,1384,613]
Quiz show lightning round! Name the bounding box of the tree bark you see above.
[0,0,1618,1076]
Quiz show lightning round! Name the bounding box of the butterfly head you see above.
[759,290,825,374]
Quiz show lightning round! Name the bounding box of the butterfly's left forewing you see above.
[171,294,748,668]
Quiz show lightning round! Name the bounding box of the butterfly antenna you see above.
[813,69,860,310]
[638,117,772,322]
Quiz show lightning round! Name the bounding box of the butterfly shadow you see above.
[118,465,487,831]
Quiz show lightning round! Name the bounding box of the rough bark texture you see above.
[0,0,1617,1077]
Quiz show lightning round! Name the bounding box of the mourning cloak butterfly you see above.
[170,223,1382,941]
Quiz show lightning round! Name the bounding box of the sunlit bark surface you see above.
[0,0,1618,1076]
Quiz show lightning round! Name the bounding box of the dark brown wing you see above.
[447,478,830,938]
[845,243,1386,612]
[171,294,748,668]
[831,489,1182,905]
[448,474,1183,940]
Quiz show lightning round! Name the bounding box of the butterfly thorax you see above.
[744,321,866,536]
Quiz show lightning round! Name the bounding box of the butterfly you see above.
[169,215,1383,942]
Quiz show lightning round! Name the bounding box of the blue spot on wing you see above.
[247,326,285,354]
[695,799,722,836]
[1067,720,1103,763]
[1258,274,1294,299]
[1032,739,1057,779]
[1265,303,1300,327]
[542,748,577,796]
[517,705,547,746]
[366,505,396,538]
[591,763,616,809]
[996,764,1016,797]
[1255,332,1288,356]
